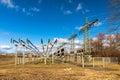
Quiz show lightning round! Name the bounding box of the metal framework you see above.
[79,18,98,55]
[11,38,42,65]
[68,33,77,53]
[41,39,57,64]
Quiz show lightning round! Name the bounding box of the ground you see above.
[0,56,120,80]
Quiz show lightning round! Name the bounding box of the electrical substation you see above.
[10,18,119,68]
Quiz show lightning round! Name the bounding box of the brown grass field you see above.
[0,56,120,80]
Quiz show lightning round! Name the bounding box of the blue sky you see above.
[0,0,110,53]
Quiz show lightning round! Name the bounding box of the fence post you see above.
[15,45,18,66]
[44,55,47,64]
[52,51,54,64]
[102,57,105,68]
[93,57,94,68]
[82,53,84,68]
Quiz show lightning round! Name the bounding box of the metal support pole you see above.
[44,55,47,64]
[84,30,87,54]
[52,51,54,64]
[22,46,25,65]
[15,45,18,66]
[71,39,74,53]
[102,57,105,68]
[82,53,84,68]
[44,45,47,64]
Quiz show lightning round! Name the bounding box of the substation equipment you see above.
[10,18,98,68]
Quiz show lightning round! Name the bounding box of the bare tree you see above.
[91,33,120,57]
[104,33,120,57]
[91,33,105,56]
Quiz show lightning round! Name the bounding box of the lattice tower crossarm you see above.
[80,18,98,55]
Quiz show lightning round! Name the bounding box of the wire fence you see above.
[64,55,120,68]
[15,54,120,69]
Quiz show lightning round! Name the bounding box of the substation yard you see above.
[0,57,120,80]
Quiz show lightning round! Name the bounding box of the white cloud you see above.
[74,40,80,44]
[30,7,40,12]
[53,38,84,53]
[94,21,102,26]
[75,26,82,30]
[92,37,98,41]
[75,45,82,49]
[76,3,90,14]
[54,38,69,44]
[76,3,82,11]
[91,34,118,47]
[0,45,11,50]
[0,31,10,35]
[64,10,72,15]
[22,8,26,13]
[54,38,83,45]
[22,8,33,16]
[1,0,18,9]
[76,40,83,44]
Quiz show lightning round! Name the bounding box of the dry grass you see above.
[0,57,120,80]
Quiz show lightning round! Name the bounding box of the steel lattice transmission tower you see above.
[68,33,77,53]
[79,18,98,55]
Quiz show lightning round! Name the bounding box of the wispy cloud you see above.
[0,45,11,50]
[75,21,102,31]
[92,37,98,41]
[22,8,26,13]
[53,38,83,44]
[75,26,82,30]
[0,0,40,16]
[64,10,72,15]
[54,38,69,44]
[76,3,90,14]
[1,0,18,9]
[94,21,102,26]
[53,37,83,53]
[22,8,31,16]
[22,7,40,16]
[30,7,40,12]
[0,31,10,35]
[76,3,82,11]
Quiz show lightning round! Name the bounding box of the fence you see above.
[64,55,119,68]
[14,54,119,68]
